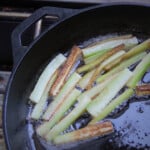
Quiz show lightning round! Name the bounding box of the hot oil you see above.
[27,34,150,150]
[102,72,150,149]
[107,99,150,149]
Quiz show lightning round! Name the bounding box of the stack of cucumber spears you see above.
[29,35,150,145]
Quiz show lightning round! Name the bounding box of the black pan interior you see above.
[4,4,150,150]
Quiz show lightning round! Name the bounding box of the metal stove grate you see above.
[0,71,11,150]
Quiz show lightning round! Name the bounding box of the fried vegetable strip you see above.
[53,121,114,144]
[86,50,125,89]
[96,52,146,83]
[84,49,109,64]
[78,72,120,101]
[77,70,95,90]
[135,84,150,96]
[104,39,150,71]
[45,95,91,141]
[31,70,58,120]
[29,54,66,103]
[127,53,150,88]
[50,45,81,96]
[87,69,133,117]
[90,89,134,124]
[82,35,138,57]
[77,44,125,73]
[43,72,81,120]
[36,88,81,137]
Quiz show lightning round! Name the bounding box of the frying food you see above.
[29,34,150,145]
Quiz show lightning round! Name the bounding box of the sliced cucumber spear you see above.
[96,52,146,83]
[89,88,134,124]
[31,71,58,120]
[77,44,125,73]
[87,69,133,117]
[45,95,91,141]
[77,70,95,90]
[29,54,66,103]
[104,39,150,71]
[127,53,150,88]
[42,72,81,120]
[50,46,81,96]
[78,72,119,101]
[53,121,114,145]
[84,49,109,64]
[82,35,138,57]
[36,88,81,137]
[86,50,125,89]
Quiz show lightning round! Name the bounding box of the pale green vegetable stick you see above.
[127,53,150,88]
[87,69,132,117]
[31,71,58,120]
[82,36,138,57]
[36,88,81,137]
[96,52,146,83]
[42,72,81,120]
[89,89,134,124]
[29,54,66,103]
[45,95,91,141]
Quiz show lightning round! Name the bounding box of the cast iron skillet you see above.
[3,3,150,150]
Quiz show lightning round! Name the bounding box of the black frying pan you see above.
[3,3,150,150]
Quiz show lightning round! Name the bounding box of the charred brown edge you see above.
[135,84,150,96]
[86,44,125,89]
[50,45,81,96]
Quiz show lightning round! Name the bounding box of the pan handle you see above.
[11,6,79,67]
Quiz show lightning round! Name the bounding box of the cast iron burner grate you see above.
[0,70,11,150]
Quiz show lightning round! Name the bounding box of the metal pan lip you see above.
[3,2,150,150]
